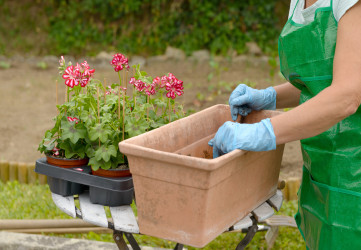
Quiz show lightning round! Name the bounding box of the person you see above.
[208,0,361,249]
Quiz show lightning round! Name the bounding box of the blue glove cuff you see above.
[263,87,277,110]
[259,118,277,151]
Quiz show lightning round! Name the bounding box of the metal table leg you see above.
[113,231,129,250]
[124,232,141,250]
[235,217,258,250]
[174,243,184,250]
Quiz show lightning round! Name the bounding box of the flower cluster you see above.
[130,73,184,99]
[129,77,146,92]
[39,54,186,171]
[62,61,95,88]
[110,53,130,72]
[162,73,184,99]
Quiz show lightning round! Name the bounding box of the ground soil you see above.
[0,55,303,180]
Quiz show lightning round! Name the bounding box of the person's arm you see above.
[271,1,361,145]
[274,82,301,109]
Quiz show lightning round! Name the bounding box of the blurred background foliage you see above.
[0,0,290,57]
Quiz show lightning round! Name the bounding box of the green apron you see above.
[278,0,361,249]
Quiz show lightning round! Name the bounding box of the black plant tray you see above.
[35,158,134,206]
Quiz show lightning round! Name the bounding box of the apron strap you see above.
[290,0,301,19]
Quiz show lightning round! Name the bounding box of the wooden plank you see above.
[265,226,279,249]
[17,162,28,184]
[0,160,9,183]
[78,193,108,228]
[9,162,18,182]
[7,227,112,234]
[110,206,139,234]
[267,190,283,211]
[264,215,297,228]
[232,214,253,231]
[51,193,76,218]
[0,219,95,230]
[252,202,274,222]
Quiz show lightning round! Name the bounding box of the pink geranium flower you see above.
[62,66,79,88]
[153,77,165,88]
[129,77,146,92]
[62,61,95,88]
[162,73,184,99]
[110,53,130,72]
[52,146,60,156]
[67,117,79,124]
[145,84,156,96]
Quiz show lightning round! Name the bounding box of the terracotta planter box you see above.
[119,104,284,247]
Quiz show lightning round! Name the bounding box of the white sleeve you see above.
[333,0,359,21]
[288,0,298,18]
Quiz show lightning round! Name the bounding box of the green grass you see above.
[0,181,305,249]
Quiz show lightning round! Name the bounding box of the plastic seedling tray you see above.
[35,158,134,206]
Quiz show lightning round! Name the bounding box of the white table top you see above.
[51,190,283,235]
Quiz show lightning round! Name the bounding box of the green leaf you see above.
[80,110,96,125]
[94,144,117,162]
[88,123,111,143]
[88,157,101,171]
[61,122,87,144]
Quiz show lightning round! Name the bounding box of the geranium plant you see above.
[38,54,186,171]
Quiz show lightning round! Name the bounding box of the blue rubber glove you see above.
[208,118,276,158]
[229,84,277,121]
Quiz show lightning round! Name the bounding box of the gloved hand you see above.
[208,119,276,158]
[229,84,277,121]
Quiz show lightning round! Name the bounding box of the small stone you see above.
[129,56,146,67]
[146,55,168,64]
[93,51,114,68]
[232,55,247,63]
[212,55,226,63]
[165,46,186,60]
[227,48,238,58]
[246,42,263,56]
[95,51,113,62]
[190,50,210,62]
[43,55,59,65]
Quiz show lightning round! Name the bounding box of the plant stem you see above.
[168,98,171,123]
[125,70,128,95]
[147,95,150,120]
[103,78,106,105]
[97,87,100,122]
[97,87,100,148]
[122,71,125,142]
[118,88,121,120]
[56,80,58,114]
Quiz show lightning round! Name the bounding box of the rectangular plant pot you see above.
[118,104,285,247]
[35,158,134,206]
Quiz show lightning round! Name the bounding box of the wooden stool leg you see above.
[113,231,129,250]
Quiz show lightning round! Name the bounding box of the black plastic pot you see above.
[35,158,134,206]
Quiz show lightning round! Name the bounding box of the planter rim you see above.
[119,104,279,171]
[119,142,271,171]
